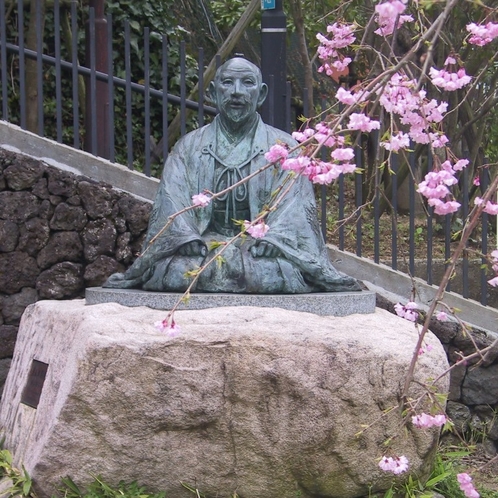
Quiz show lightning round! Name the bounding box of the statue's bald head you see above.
[208,57,268,128]
[214,58,263,86]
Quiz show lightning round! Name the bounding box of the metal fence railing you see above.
[0,0,496,307]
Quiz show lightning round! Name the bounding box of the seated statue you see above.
[104,57,360,293]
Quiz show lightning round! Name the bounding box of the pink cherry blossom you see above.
[336,87,358,105]
[378,455,409,474]
[453,159,469,171]
[192,193,211,207]
[244,220,270,239]
[292,128,315,143]
[412,413,447,428]
[394,301,418,322]
[429,67,472,91]
[374,0,413,36]
[155,318,181,337]
[436,310,448,321]
[348,113,381,132]
[281,156,311,172]
[467,21,498,46]
[331,147,355,161]
[380,132,410,151]
[428,198,461,215]
[488,276,498,287]
[265,143,289,164]
[474,197,498,215]
[457,473,480,498]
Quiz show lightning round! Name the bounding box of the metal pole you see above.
[85,0,109,158]
[261,0,286,131]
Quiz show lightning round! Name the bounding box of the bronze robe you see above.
[104,115,360,293]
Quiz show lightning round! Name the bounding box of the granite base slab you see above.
[85,287,376,316]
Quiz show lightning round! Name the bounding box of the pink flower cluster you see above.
[378,455,409,474]
[264,143,289,165]
[429,57,472,91]
[487,250,498,287]
[467,21,498,46]
[316,23,355,76]
[154,317,181,337]
[457,473,480,498]
[418,342,433,355]
[377,73,449,149]
[394,301,418,322]
[192,193,211,207]
[374,0,413,37]
[244,220,270,239]
[266,125,359,185]
[417,159,469,215]
[411,413,447,428]
[474,196,498,216]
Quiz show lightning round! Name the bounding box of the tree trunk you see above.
[287,0,313,115]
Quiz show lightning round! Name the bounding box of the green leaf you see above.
[425,471,452,487]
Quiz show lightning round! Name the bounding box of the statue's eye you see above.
[244,79,256,86]
[222,79,233,85]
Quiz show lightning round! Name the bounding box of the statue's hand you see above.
[178,240,207,257]
[250,241,282,258]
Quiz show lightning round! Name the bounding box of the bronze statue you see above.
[104,58,360,293]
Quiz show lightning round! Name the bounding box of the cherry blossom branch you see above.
[401,173,498,402]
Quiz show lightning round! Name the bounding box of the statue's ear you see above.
[206,81,218,106]
[257,83,268,108]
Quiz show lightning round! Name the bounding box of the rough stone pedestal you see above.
[0,300,449,498]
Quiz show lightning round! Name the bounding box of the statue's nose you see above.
[231,80,243,95]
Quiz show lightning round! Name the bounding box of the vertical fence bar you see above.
[107,13,115,162]
[462,161,469,298]
[480,165,489,306]
[198,48,204,128]
[285,81,291,134]
[337,105,344,250]
[144,27,151,176]
[444,212,452,292]
[124,20,133,169]
[88,7,98,154]
[18,0,26,129]
[162,35,168,163]
[71,0,80,148]
[54,0,63,143]
[0,0,7,119]
[372,131,380,263]
[355,142,362,257]
[302,88,309,117]
[408,147,416,275]
[391,153,398,271]
[180,41,186,136]
[320,98,327,241]
[36,0,44,136]
[338,173,345,250]
[426,149,434,285]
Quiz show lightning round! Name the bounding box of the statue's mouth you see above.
[228,100,247,108]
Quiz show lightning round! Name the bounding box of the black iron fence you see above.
[0,0,496,307]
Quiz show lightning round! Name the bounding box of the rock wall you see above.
[0,146,497,457]
[0,148,151,390]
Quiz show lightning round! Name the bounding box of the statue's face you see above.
[212,59,267,126]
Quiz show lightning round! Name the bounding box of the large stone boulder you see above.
[0,300,449,498]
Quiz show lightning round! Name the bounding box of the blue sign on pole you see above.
[262,0,276,9]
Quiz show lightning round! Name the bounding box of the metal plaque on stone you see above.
[21,359,49,409]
